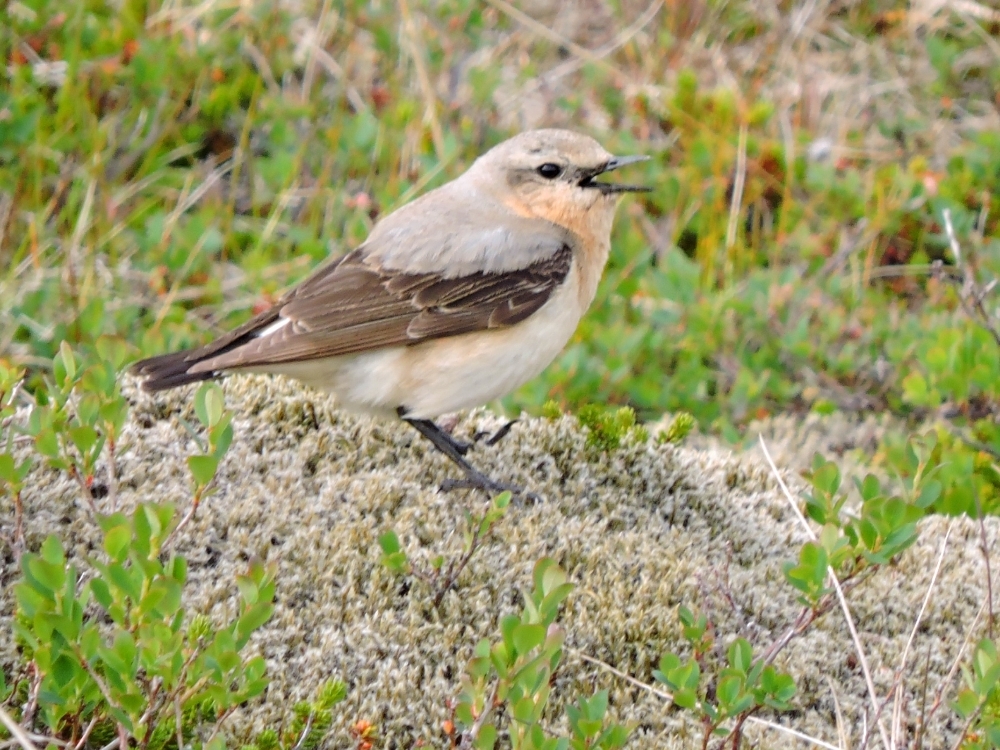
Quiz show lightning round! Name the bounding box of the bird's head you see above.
[468,129,650,229]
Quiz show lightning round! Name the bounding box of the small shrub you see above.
[11,503,275,749]
[455,558,630,750]
[576,405,647,452]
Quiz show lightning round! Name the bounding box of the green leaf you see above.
[586,690,608,720]
[673,687,697,709]
[501,616,519,650]
[106,562,142,601]
[195,382,226,427]
[535,557,566,597]
[381,551,409,573]
[512,624,546,656]
[26,556,65,594]
[0,453,22,482]
[915,480,942,509]
[236,602,274,647]
[188,454,219,486]
[58,341,77,383]
[599,724,630,748]
[953,687,979,717]
[475,723,497,749]
[34,428,61,460]
[41,535,65,566]
[513,695,536,724]
[728,638,752,673]
[96,335,129,370]
[378,531,401,555]
[902,371,936,407]
[858,474,882,502]
[104,524,132,562]
[212,420,234,457]
[674,659,700,690]
[717,675,742,708]
[654,652,681,684]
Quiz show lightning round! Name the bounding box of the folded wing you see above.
[133,243,573,391]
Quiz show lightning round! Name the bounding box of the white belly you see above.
[257,274,586,419]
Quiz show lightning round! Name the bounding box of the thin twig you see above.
[161,488,205,551]
[496,0,664,111]
[725,124,748,252]
[71,645,128,725]
[742,716,842,750]
[152,227,217,331]
[571,649,674,701]
[925,593,991,722]
[572,649,842,749]
[972,485,994,638]
[483,0,628,81]
[760,607,821,666]
[398,0,446,162]
[943,208,1000,348]
[826,677,851,750]
[290,711,315,750]
[948,707,981,750]
[71,717,99,750]
[204,706,236,746]
[241,39,280,93]
[432,509,498,607]
[21,666,40,729]
[65,178,97,293]
[0,707,39,750]
[891,522,953,748]
[105,438,119,514]
[174,695,184,750]
[300,0,332,103]
[759,436,891,750]
[458,681,499,750]
[297,1,367,113]
[69,464,98,514]
[953,430,1000,462]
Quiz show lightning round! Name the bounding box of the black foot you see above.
[439,473,539,503]
[402,415,536,500]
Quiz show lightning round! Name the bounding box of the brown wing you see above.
[133,245,573,391]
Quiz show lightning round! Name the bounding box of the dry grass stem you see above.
[758,435,891,749]
[0,707,40,750]
[398,0,446,161]
[890,521,953,748]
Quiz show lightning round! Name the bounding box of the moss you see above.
[0,374,995,748]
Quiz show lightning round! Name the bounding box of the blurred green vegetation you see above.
[3,0,1000,515]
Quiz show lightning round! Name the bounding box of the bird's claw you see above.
[440,472,540,503]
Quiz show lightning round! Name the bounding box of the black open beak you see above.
[580,154,652,194]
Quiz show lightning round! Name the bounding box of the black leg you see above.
[399,412,532,498]
[405,417,475,467]
[486,419,518,446]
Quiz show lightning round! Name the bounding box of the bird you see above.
[133,128,649,494]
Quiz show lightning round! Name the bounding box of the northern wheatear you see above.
[134,129,649,493]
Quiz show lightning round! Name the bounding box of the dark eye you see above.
[536,163,562,179]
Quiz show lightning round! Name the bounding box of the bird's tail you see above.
[131,302,284,391]
[131,349,219,391]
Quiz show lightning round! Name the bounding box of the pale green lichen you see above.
[0,374,994,748]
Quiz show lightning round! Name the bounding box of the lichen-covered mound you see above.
[1,375,993,748]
